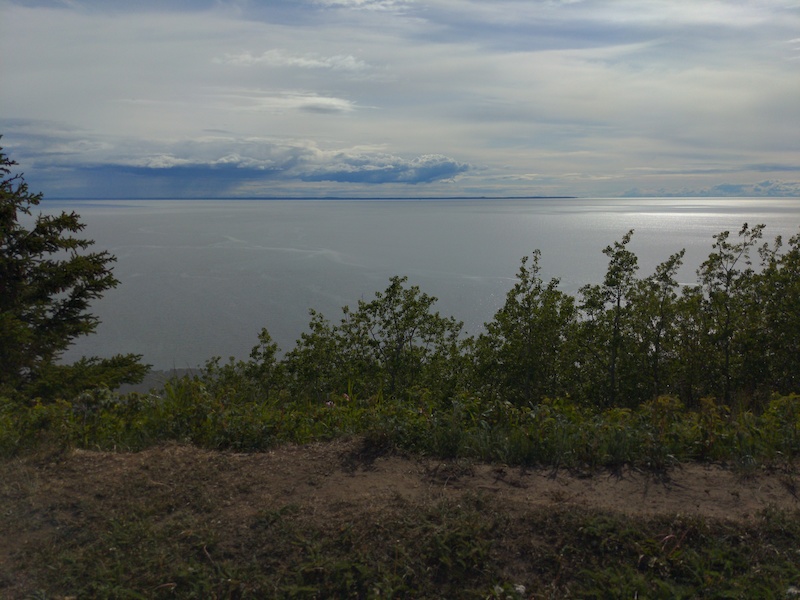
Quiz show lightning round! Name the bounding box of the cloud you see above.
[312,0,412,11]
[121,148,471,187]
[213,90,359,114]
[2,0,799,198]
[215,49,368,71]
[1,123,469,195]
[747,164,800,173]
[86,149,470,195]
[302,153,470,184]
[622,180,800,198]
[422,0,786,31]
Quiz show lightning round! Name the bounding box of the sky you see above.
[1,0,799,199]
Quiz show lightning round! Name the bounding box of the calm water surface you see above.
[41,197,800,369]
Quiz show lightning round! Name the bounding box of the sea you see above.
[37,197,800,370]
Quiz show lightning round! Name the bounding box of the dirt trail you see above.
[4,438,797,528]
[2,439,799,597]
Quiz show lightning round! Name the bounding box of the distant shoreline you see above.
[44,195,579,201]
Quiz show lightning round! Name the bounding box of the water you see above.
[38,197,800,369]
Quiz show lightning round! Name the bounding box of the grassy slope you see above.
[2,439,799,599]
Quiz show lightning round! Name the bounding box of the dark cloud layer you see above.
[302,154,469,184]
[1,123,470,197]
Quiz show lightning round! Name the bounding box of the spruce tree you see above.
[0,140,147,399]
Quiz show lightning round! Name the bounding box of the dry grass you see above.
[2,439,799,598]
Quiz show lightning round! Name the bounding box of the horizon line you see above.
[43,195,580,201]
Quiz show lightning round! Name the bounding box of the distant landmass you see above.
[46,195,579,201]
[622,180,800,198]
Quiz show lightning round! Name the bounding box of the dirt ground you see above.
[2,439,799,596]
[4,438,799,526]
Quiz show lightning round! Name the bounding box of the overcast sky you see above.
[2,0,799,198]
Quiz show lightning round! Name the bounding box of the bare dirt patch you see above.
[1,439,798,597]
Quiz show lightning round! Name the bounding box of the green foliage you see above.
[628,250,686,401]
[696,223,765,404]
[754,231,800,394]
[0,141,148,400]
[24,354,150,401]
[576,230,639,406]
[5,383,800,469]
[5,135,800,597]
[1,189,798,469]
[200,328,283,405]
[473,250,576,405]
[285,276,463,403]
[3,190,799,598]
